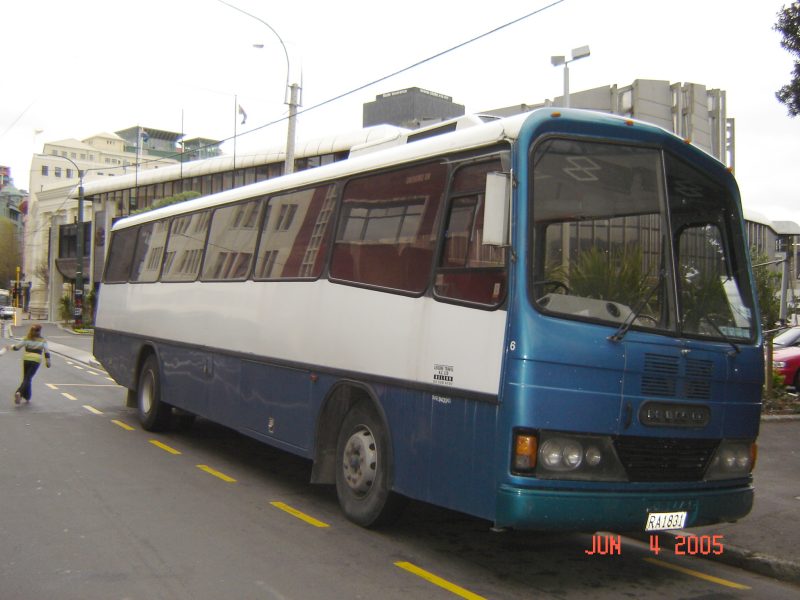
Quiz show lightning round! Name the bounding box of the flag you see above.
[238,104,247,125]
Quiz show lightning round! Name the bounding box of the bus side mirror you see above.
[483,172,510,246]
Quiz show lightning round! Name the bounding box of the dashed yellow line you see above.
[72,365,84,371]
[150,440,182,455]
[270,501,330,528]
[395,562,487,600]
[196,465,236,483]
[112,419,135,431]
[643,558,750,590]
[61,392,78,401]
[46,384,58,390]
[82,405,103,415]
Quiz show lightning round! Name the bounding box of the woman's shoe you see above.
[14,391,21,405]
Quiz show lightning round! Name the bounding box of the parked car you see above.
[0,306,15,320]
[773,326,800,349]
[773,345,800,388]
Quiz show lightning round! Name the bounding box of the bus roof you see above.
[108,108,684,231]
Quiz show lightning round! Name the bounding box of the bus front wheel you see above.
[137,355,172,432]
[335,403,404,527]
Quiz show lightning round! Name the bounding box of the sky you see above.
[1,0,799,222]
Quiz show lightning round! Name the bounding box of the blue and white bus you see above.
[95,108,762,531]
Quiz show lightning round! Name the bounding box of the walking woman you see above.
[12,324,50,405]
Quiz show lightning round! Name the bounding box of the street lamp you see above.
[51,155,86,328]
[551,45,591,108]
[219,0,300,175]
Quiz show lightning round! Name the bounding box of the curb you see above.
[632,531,800,585]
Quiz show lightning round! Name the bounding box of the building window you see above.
[66,169,73,178]
[54,167,62,178]
[41,165,49,176]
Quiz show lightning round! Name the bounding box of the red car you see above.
[773,346,800,388]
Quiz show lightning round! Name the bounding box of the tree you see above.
[775,3,800,116]
[0,217,21,288]
[751,249,782,330]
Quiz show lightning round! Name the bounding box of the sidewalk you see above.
[6,318,800,584]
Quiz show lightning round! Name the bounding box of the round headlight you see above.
[585,446,603,467]
[734,447,751,470]
[540,440,563,468]
[563,442,583,468]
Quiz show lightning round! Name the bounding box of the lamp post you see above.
[219,0,300,175]
[550,45,591,108]
[51,155,86,328]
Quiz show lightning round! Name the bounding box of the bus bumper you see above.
[495,483,753,532]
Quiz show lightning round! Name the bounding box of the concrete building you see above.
[25,129,184,318]
[363,87,465,129]
[485,79,734,168]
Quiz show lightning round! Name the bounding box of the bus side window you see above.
[104,226,140,283]
[330,161,446,294]
[201,199,262,281]
[434,161,507,307]
[161,211,211,282]
[253,184,336,280]
[130,221,169,283]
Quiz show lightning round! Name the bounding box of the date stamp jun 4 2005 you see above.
[584,533,725,556]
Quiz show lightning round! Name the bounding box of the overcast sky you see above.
[1,0,798,222]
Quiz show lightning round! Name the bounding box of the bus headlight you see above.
[512,430,627,481]
[705,440,757,480]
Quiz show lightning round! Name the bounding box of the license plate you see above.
[645,511,687,531]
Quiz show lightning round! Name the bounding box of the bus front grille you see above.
[614,436,719,482]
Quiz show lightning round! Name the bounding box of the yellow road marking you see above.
[83,405,103,415]
[112,419,135,431]
[196,465,236,483]
[395,562,487,600]
[149,440,182,455]
[46,384,58,390]
[61,392,78,401]
[72,365,84,370]
[87,371,99,376]
[105,377,115,382]
[643,558,750,590]
[270,501,330,528]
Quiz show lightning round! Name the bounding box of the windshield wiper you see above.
[693,313,741,356]
[608,274,664,343]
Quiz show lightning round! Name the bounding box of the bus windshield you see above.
[531,138,755,342]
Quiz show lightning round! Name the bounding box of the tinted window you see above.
[254,185,336,279]
[131,221,169,282]
[435,160,507,306]
[104,227,138,283]
[161,211,211,282]
[201,199,262,281]
[330,162,446,293]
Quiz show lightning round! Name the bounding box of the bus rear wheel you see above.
[137,355,172,432]
[335,403,404,527]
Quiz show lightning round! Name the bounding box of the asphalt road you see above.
[1,350,798,599]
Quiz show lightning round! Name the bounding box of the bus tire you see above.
[137,354,171,432]
[335,403,405,527]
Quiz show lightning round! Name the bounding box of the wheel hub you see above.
[342,426,378,496]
